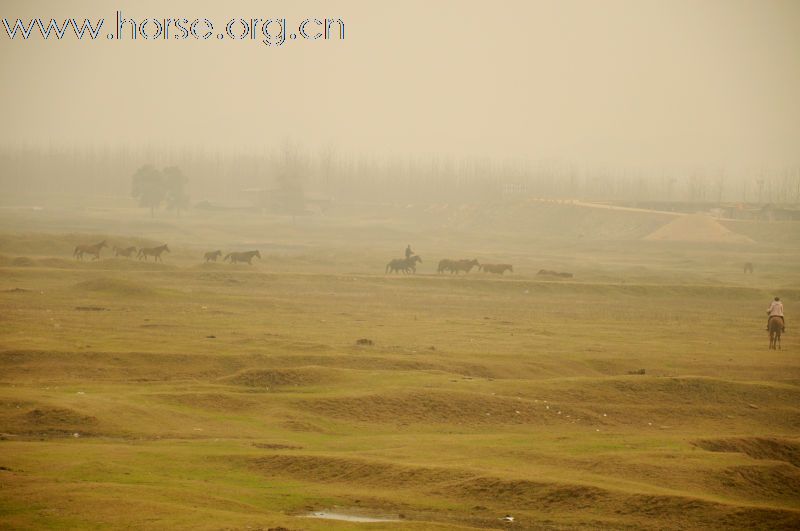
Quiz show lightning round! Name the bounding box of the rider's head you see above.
[775,296,780,301]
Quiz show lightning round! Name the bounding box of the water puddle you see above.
[301,511,400,523]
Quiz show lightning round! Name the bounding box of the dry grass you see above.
[0,204,798,529]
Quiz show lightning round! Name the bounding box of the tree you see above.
[163,166,190,217]
[131,164,165,217]
[274,140,305,217]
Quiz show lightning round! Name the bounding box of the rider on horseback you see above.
[405,244,414,259]
[766,296,785,332]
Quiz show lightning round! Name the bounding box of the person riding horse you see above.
[405,244,414,259]
[766,296,785,332]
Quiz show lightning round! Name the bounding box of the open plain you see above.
[0,201,798,530]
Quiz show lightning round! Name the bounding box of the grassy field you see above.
[1,202,799,530]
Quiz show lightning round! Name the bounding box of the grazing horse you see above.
[224,250,261,264]
[73,240,107,261]
[769,316,783,350]
[438,258,479,274]
[386,255,422,274]
[743,262,754,274]
[137,244,170,262]
[204,250,222,262]
[113,246,137,258]
[480,263,513,275]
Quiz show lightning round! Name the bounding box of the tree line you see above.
[1,144,798,210]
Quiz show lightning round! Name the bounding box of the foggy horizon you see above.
[2,0,799,176]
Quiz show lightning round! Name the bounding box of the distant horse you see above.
[73,240,107,261]
[480,263,513,275]
[204,250,222,262]
[538,269,573,278]
[438,258,479,274]
[743,262,754,274]
[386,255,422,274]
[113,246,137,258]
[769,316,783,350]
[224,250,261,264]
[137,244,170,262]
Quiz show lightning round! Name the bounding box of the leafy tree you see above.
[131,164,165,217]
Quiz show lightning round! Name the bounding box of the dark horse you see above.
[438,258,479,274]
[74,240,107,261]
[224,250,261,264]
[138,244,170,262]
[386,255,422,274]
[769,316,783,350]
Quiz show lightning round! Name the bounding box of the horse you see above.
[386,255,422,274]
[204,250,222,262]
[113,246,137,258]
[224,250,261,264]
[438,258,479,274]
[769,316,783,350]
[137,244,170,262]
[743,262,754,274]
[538,269,573,278]
[480,263,513,275]
[73,240,107,261]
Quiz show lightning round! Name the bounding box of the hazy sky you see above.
[1,0,799,172]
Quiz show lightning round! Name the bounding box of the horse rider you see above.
[766,296,785,332]
[405,244,414,259]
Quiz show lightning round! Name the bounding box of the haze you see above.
[2,0,799,175]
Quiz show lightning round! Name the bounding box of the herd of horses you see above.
[73,240,170,262]
[72,240,261,265]
[205,250,262,264]
[385,256,513,275]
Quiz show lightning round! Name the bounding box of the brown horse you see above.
[438,258,479,274]
[224,250,261,264]
[137,244,170,262]
[73,240,107,261]
[769,316,783,350]
[480,263,513,275]
[386,255,422,274]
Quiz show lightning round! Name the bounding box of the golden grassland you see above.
[0,202,798,530]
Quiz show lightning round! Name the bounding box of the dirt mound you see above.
[251,455,473,488]
[154,393,255,411]
[5,406,102,438]
[303,390,558,425]
[713,464,800,504]
[224,367,335,388]
[694,437,800,467]
[24,406,98,426]
[249,454,800,529]
[566,377,800,406]
[644,214,754,243]
[73,277,155,296]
